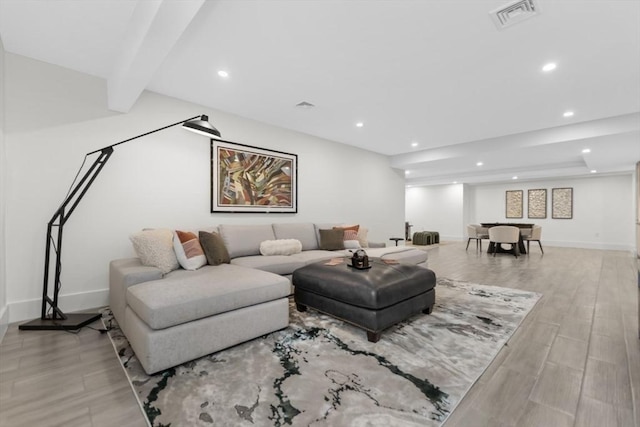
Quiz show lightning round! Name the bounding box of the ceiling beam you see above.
[107,0,205,113]
[391,113,640,170]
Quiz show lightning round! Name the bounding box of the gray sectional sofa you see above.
[109,222,428,374]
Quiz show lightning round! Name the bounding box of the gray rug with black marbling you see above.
[105,278,541,427]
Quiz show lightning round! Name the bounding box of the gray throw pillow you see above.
[319,229,345,251]
[199,231,231,265]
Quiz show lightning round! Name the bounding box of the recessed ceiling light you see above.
[217,70,229,78]
[512,176,518,180]
[590,170,597,173]
[582,148,591,154]
[563,111,574,117]
[542,62,557,72]
[411,142,419,147]
[405,170,410,175]
[406,185,413,188]
[476,162,483,166]
[356,122,364,128]
[453,181,458,184]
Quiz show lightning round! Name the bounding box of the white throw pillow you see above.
[173,230,207,270]
[130,229,179,274]
[344,240,361,249]
[260,239,303,256]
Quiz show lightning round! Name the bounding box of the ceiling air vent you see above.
[295,101,315,109]
[490,0,540,30]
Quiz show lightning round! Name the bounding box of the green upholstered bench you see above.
[412,231,440,245]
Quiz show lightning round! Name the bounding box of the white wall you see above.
[471,175,634,250]
[0,37,7,338]
[412,175,635,250]
[405,184,464,240]
[4,53,406,323]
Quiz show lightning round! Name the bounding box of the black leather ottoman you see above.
[292,260,436,342]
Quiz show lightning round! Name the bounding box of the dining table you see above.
[480,222,534,255]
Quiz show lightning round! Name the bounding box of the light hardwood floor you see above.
[0,243,638,427]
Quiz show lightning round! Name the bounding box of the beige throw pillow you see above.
[357,226,369,248]
[129,229,179,274]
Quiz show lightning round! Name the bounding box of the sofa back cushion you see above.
[218,224,277,258]
[272,223,319,250]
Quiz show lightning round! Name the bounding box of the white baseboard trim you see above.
[452,237,634,253]
[542,240,635,252]
[0,306,8,343]
[8,288,109,324]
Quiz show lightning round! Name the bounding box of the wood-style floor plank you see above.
[0,324,146,427]
[423,242,639,427]
[0,242,638,427]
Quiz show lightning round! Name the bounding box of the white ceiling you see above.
[1,0,639,186]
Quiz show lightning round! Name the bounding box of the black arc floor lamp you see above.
[19,115,221,331]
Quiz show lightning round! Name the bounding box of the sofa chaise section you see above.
[110,259,290,374]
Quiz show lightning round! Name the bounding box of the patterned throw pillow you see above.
[130,229,180,274]
[173,230,207,270]
[343,229,358,240]
[199,231,231,266]
[334,224,360,233]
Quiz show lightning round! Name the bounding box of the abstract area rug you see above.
[105,278,541,427]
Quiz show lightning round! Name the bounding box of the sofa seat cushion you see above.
[335,246,428,265]
[272,223,319,251]
[289,250,338,265]
[231,255,305,275]
[231,250,338,275]
[126,264,289,330]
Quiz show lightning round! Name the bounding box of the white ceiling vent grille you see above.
[490,0,540,30]
[295,101,315,109]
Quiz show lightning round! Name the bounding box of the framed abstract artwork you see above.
[527,189,547,219]
[211,140,297,213]
[505,190,523,219]
[552,187,573,219]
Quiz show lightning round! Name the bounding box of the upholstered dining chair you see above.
[524,225,544,254]
[466,224,484,251]
[488,225,520,258]
[476,224,490,246]
[519,227,532,239]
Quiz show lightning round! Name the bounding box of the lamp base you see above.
[18,312,102,331]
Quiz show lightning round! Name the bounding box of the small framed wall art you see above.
[505,190,523,219]
[552,187,573,219]
[527,189,547,219]
[211,140,298,213]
